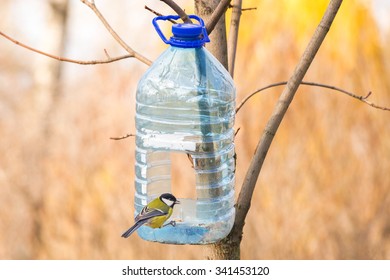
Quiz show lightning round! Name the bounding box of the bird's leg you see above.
[162,220,177,228]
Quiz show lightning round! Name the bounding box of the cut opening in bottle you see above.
[170,152,197,200]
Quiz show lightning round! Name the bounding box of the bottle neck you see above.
[169,36,205,48]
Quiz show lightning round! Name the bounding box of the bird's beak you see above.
[175,200,180,205]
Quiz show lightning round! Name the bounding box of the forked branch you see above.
[236,0,344,238]
[80,0,152,66]
[236,0,344,231]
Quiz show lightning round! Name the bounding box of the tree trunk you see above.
[195,0,228,69]
[194,0,238,260]
[33,0,68,121]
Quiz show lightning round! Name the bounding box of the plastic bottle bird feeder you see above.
[134,15,236,244]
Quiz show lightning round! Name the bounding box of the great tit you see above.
[121,193,180,238]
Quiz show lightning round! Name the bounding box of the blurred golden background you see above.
[0,0,389,259]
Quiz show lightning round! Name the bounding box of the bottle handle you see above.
[152,15,210,45]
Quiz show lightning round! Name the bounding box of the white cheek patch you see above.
[162,197,174,207]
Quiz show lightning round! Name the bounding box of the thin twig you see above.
[186,153,194,168]
[241,7,257,11]
[80,0,152,66]
[160,0,192,23]
[229,4,257,11]
[145,5,178,24]
[0,30,134,65]
[109,133,135,140]
[234,127,241,137]
[103,49,110,59]
[235,82,286,113]
[236,81,390,113]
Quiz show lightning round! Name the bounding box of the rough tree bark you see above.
[195,0,228,69]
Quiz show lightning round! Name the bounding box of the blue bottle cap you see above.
[153,15,210,48]
[172,23,202,38]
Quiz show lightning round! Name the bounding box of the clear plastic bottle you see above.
[134,15,236,244]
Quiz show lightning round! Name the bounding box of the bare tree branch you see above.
[0,30,135,65]
[2,1,153,65]
[240,7,257,12]
[236,81,390,113]
[235,0,344,245]
[160,0,192,23]
[227,0,242,77]
[205,0,232,34]
[228,4,257,11]
[80,0,152,66]
[110,133,135,140]
[145,5,178,24]
[234,127,241,137]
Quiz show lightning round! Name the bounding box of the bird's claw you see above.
[162,220,177,228]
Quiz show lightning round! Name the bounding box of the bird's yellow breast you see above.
[146,209,173,228]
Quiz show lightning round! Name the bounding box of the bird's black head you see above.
[159,193,180,207]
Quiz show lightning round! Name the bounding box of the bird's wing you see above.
[134,206,165,223]
[121,219,148,238]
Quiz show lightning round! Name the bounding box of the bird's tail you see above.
[121,220,148,238]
